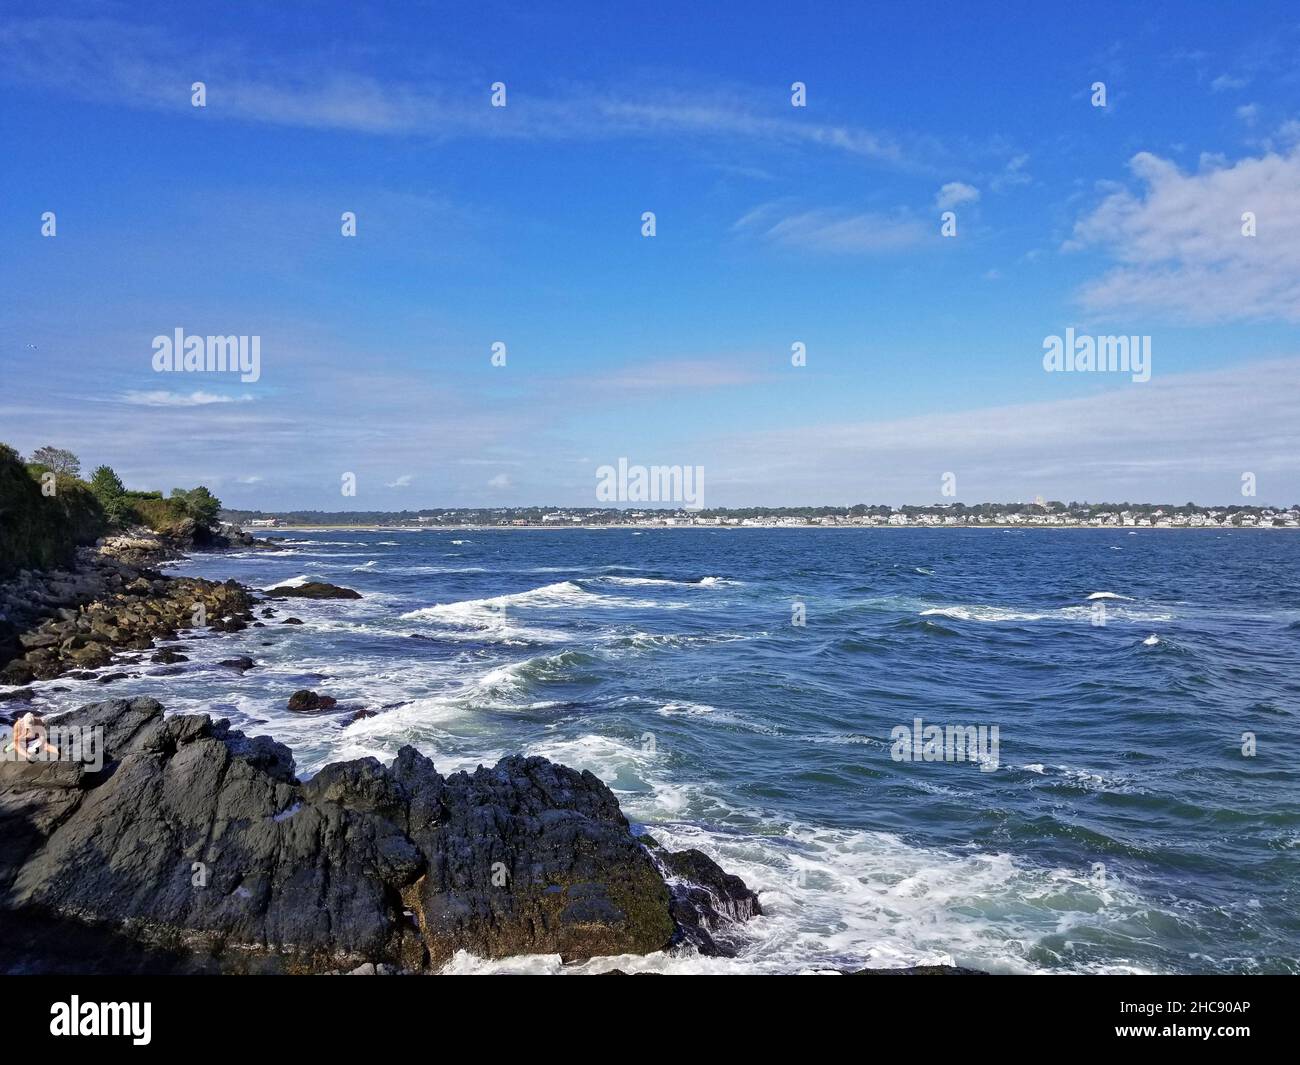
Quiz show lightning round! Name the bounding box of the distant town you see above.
[222,501,1300,530]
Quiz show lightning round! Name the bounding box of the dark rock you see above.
[282,617,304,625]
[265,582,362,600]
[0,698,757,974]
[219,656,256,672]
[646,842,762,957]
[0,688,35,703]
[287,689,337,713]
[150,650,189,664]
[390,749,675,966]
[95,672,131,685]
[0,661,36,686]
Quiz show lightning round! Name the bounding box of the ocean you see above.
[51,526,1299,974]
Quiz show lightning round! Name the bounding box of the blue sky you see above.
[2,1,1299,508]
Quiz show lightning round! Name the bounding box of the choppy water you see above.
[31,527,1300,973]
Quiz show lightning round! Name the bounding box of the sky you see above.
[1,0,1299,509]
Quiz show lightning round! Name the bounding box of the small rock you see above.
[287,689,337,713]
[151,650,189,664]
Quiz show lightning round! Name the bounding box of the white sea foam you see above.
[920,606,1050,622]
[1086,591,1134,601]
[436,812,1160,975]
[919,603,1174,624]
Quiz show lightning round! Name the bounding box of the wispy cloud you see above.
[0,16,926,170]
[385,474,413,488]
[709,357,1300,504]
[734,204,926,254]
[1210,73,1250,92]
[118,390,254,407]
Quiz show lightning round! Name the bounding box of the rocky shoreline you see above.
[0,528,769,973]
[0,526,274,693]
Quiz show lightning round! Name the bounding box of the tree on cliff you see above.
[89,465,136,528]
[28,446,81,477]
[170,486,222,529]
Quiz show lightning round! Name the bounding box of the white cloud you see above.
[237,475,263,484]
[1235,103,1259,126]
[487,473,511,489]
[1068,146,1300,322]
[935,182,979,210]
[385,474,413,488]
[119,390,253,407]
[1210,73,1249,92]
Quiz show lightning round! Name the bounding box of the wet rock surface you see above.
[0,698,761,974]
[287,689,337,712]
[641,836,763,957]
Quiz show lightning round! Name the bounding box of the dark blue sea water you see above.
[43,527,1300,973]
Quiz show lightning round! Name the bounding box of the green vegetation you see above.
[0,443,224,575]
[0,444,104,576]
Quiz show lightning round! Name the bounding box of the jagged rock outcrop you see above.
[0,698,759,974]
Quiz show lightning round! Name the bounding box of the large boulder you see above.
[264,582,361,600]
[0,698,754,973]
[388,749,675,966]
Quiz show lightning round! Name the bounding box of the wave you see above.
[401,581,596,620]
[262,574,311,589]
[597,574,734,588]
[1086,591,1134,601]
[611,631,757,652]
[919,603,1175,624]
[1018,763,1137,793]
[474,651,601,696]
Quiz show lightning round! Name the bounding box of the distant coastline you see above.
[262,522,1299,532]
